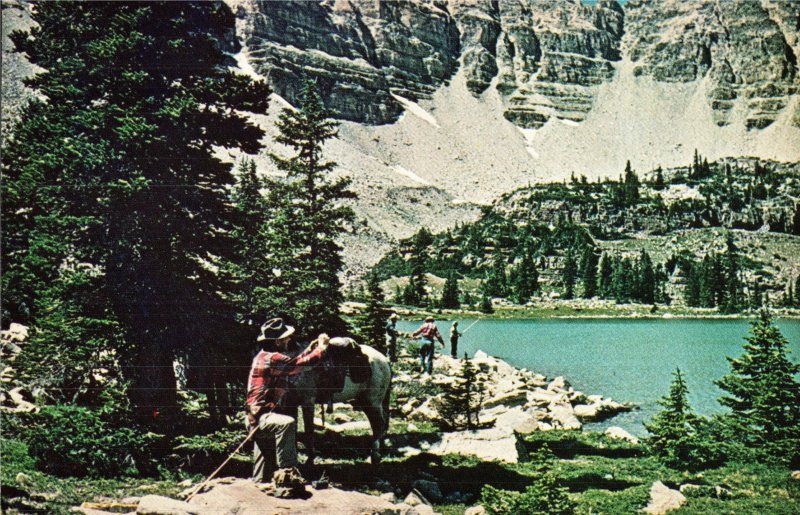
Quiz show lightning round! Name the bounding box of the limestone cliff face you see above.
[235,0,460,124]
[235,0,798,131]
[624,0,799,129]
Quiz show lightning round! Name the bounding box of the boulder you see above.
[642,481,686,514]
[482,389,528,409]
[408,399,440,422]
[410,480,442,504]
[573,404,598,420]
[465,506,486,515]
[605,426,639,444]
[184,478,419,514]
[792,470,800,481]
[137,495,203,515]
[547,376,570,392]
[548,403,582,430]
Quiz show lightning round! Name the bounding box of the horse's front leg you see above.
[301,403,316,466]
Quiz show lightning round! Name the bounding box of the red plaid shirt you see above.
[246,345,327,413]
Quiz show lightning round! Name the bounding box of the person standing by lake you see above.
[450,321,462,358]
[412,316,445,374]
[385,313,400,362]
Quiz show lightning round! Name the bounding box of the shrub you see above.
[480,449,576,514]
[26,405,154,477]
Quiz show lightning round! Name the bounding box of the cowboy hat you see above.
[257,317,295,342]
[389,313,399,320]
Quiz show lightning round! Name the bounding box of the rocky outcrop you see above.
[235,0,460,124]
[395,351,634,463]
[625,0,799,129]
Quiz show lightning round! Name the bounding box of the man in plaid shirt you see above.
[246,318,330,483]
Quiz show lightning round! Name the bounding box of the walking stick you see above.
[185,425,259,502]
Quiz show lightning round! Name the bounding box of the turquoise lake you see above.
[397,318,800,436]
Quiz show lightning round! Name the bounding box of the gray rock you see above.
[465,507,486,515]
[642,481,686,515]
[605,426,639,444]
[410,480,443,504]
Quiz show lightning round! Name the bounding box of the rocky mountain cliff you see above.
[234,0,798,132]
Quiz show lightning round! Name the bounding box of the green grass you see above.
[1,438,187,514]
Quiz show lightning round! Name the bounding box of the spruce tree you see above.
[645,368,719,470]
[597,253,613,298]
[512,252,538,304]
[353,273,388,352]
[720,233,742,313]
[2,2,270,419]
[266,80,356,337]
[440,273,461,309]
[580,247,599,299]
[644,368,695,467]
[437,354,484,430]
[637,250,656,304]
[715,311,800,464]
[562,248,577,300]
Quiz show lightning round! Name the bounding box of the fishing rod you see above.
[461,318,481,335]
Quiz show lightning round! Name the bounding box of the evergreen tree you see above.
[684,261,701,307]
[266,80,356,337]
[637,250,656,304]
[562,248,578,300]
[715,312,800,464]
[353,273,388,352]
[580,247,599,299]
[2,2,270,419]
[720,233,742,313]
[645,368,719,470]
[440,273,461,309]
[512,252,538,304]
[437,354,484,430]
[653,166,666,190]
[484,253,509,298]
[597,252,614,298]
[479,291,494,314]
[623,160,640,205]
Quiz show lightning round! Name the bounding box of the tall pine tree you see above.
[265,80,356,338]
[715,312,800,464]
[3,2,270,419]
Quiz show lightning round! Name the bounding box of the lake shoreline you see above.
[386,304,800,321]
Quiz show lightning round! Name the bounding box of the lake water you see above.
[397,318,800,436]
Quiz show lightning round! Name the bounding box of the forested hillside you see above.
[374,156,800,313]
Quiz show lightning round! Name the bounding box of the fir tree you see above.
[484,253,509,298]
[720,233,742,313]
[2,2,270,419]
[645,368,719,470]
[715,311,800,464]
[353,273,388,353]
[653,166,666,190]
[437,354,484,430]
[440,273,461,309]
[266,80,356,337]
[597,253,614,298]
[562,248,578,300]
[479,292,494,314]
[512,252,538,304]
[580,247,599,299]
[637,250,656,304]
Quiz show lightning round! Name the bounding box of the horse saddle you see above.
[319,337,372,400]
